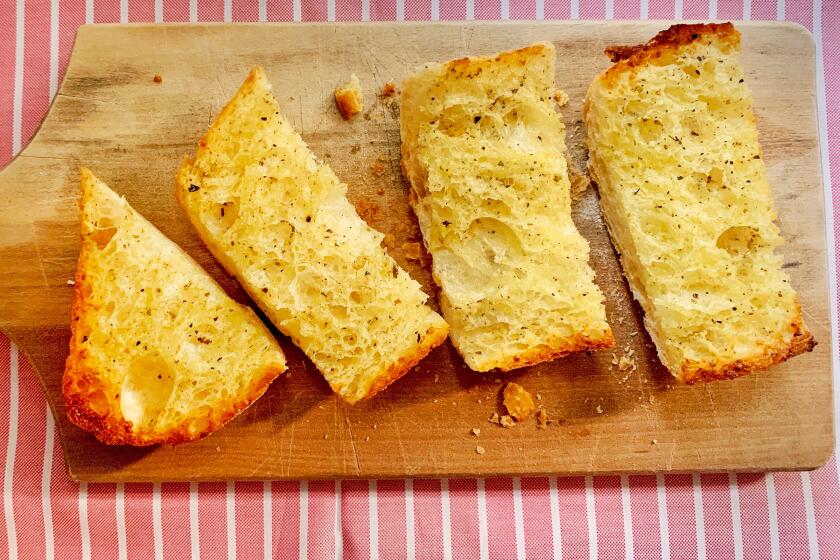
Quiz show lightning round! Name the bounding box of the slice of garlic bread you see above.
[63,169,286,446]
[583,23,815,383]
[400,42,614,372]
[176,68,448,404]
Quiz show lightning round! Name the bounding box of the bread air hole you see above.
[716,226,763,256]
[91,226,118,249]
[120,355,176,428]
[217,198,240,229]
[437,104,471,137]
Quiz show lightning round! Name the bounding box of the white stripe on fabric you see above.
[116,483,127,560]
[227,481,237,560]
[258,0,267,21]
[440,479,452,560]
[570,0,579,19]
[548,477,562,560]
[777,0,785,20]
[605,0,614,19]
[49,0,59,98]
[299,481,309,560]
[674,0,683,19]
[293,0,302,21]
[361,0,369,21]
[742,0,751,20]
[620,475,633,560]
[535,0,544,20]
[729,474,744,560]
[656,474,670,560]
[120,0,127,22]
[224,0,232,21]
[155,0,162,22]
[335,481,343,560]
[369,481,379,560]
[42,406,55,560]
[814,0,840,464]
[190,482,199,560]
[79,482,91,560]
[801,472,819,560]
[477,479,489,560]
[501,0,509,19]
[396,0,404,20]
[708,0,717,18]
[640,0,649,19]
[12,0,24,156]
[585,476,597,560]
[692,474,706,560]
[4,345,19,559]
[189,0,197,22]
[512,478,525,560]
[466,0,474,20]
[327,0,335,21]
[405,480,415,560]
[153,483,163,560]
[85,0,93,22]
[431,0,440,20]
[263,481,272,560]
[765,474,780,560]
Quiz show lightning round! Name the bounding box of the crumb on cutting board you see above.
[370,154,388,178]
[475,445,486,455]
[382,82,398,97]
[503,382,536,421]
[335,74,363,120]
[153,74,163,84]
[554,89,569,106]
[536,409,549,429]
[500,414,516,428]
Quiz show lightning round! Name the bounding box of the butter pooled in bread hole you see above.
[120,355,176,428]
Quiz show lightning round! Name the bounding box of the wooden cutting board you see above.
[0,21,832,482]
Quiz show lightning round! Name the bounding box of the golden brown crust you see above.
[443,42,550,79]
[352,321,450,403]
[601,23,740,84]
[680,318,815,384]
[493,330,615,373]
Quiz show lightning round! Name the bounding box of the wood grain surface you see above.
[0,21,832,482]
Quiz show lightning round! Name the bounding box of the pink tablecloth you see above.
[1,0,839,558]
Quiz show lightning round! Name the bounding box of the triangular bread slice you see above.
[400,43,614,372]
[176,68,449,404]
[63,168,286,446]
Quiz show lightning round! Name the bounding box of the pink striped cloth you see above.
[0,0,838,558]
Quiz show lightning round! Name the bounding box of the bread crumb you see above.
[215,446,221,452]
[153,74,162,83]
[630,331,638,337]
[651,439,658,445]
[434,373,440,383]
[537,409,549,429]
[475,445,486,455]
[500,415,516,428]
[488,412,500,424]
[335,74,363,119]
[365,436,370,442]
[648,395,655,404]
[372,424,377,430]
[324,433,328,439]
[382,82,397,97]
[356,200,381,223]
[470,427,480,436]
[554,89,569,106]
[618,355,636,373]
[66,279,75,286]
[503,382,536,421]
[535,393,542,401]
[596,404,603,414]
[370,155,388,178]
[568,166,590,200]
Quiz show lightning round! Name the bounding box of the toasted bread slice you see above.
[583,23,815,383]
[400,42,614,372]
[63,169,286,446]
[176,68,448,404]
